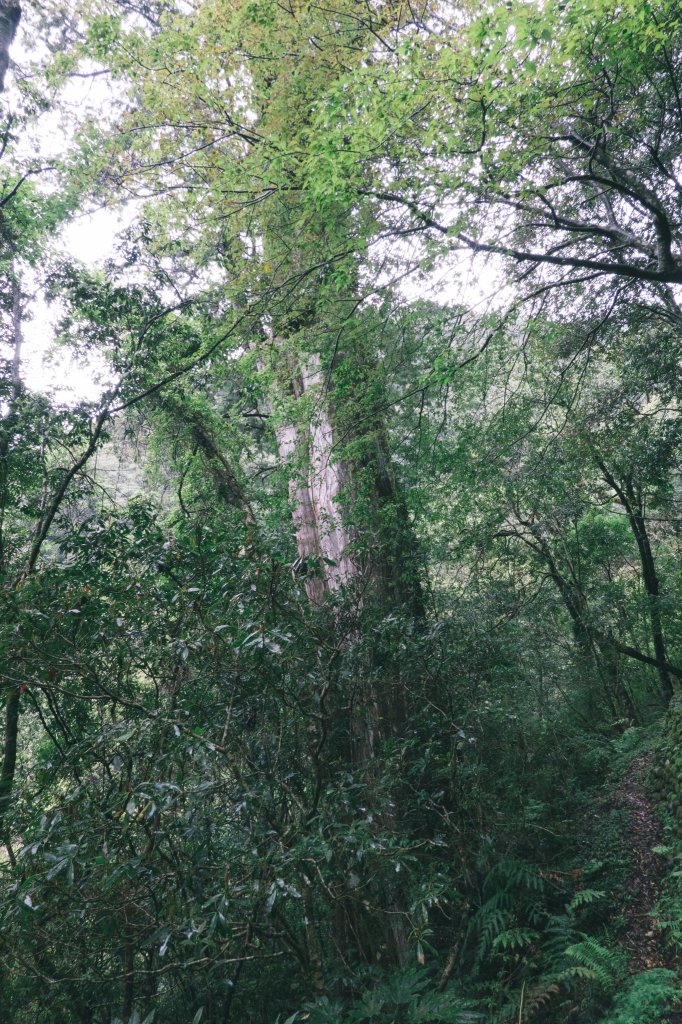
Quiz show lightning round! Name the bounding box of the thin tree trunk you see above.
[0,685,19,832]
[122,913,135,1022]
[0,2,20,92]
[594,635,639,723]
[0,272,23,570]
[613,641,682,680]
[598,462,674,703]
[514,523,637,718]
[0,275,23,842]
[157,394,256,525]
[301,879,326,996]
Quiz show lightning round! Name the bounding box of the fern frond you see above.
[565,937,626,991]
[492,927,539,952]
[568,889,606,911]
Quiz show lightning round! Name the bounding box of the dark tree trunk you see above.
[0,684,19,833]
[0,275,23,840]
[598,462,674,704]
[0,3,20,92]
[516,523,637,719]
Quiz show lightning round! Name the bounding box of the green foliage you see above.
[564,938,627,992]
[595,970,679,1024]
[300,974,484,1024]
[2,1,682,1022]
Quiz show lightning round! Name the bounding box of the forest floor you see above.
[617,752,682,1019]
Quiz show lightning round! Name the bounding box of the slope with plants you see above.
[0,2,681,1022]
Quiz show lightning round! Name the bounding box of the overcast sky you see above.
[7,20,126,403]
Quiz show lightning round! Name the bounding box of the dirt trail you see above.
[616,752,682,1022]
[617,752,672,974]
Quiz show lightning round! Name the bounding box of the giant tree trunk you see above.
[277,346,423,735]
[217,0,425,973]
[276,341,423,968]
[276,354,357,607]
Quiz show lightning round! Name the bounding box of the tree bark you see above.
[0,3,20,92]
[598,462,674,704]
[276,353,357,606]
[278,346,424,967]
[0,684,19,832]
[0,272,23,572]
[512,522,638,719]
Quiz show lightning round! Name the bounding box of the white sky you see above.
[19,206,129,402]
[6,23,127,403]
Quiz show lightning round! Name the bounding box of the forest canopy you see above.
[2,2,682,1022]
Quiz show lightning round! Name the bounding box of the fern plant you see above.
[594,969,679,1024]
[463,857,546,972]
[297,974,485,1024]
[463,870,626,1024]
[564,936,627,993]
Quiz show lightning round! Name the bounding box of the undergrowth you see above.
[594,970,678,1024]
[283,723,679,1024]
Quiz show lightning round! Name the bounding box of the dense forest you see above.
[2,1,682,1021]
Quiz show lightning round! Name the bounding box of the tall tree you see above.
[82,0,434,970]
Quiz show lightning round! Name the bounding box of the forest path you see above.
[615,751,682,1023]
[616,752,672,975]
